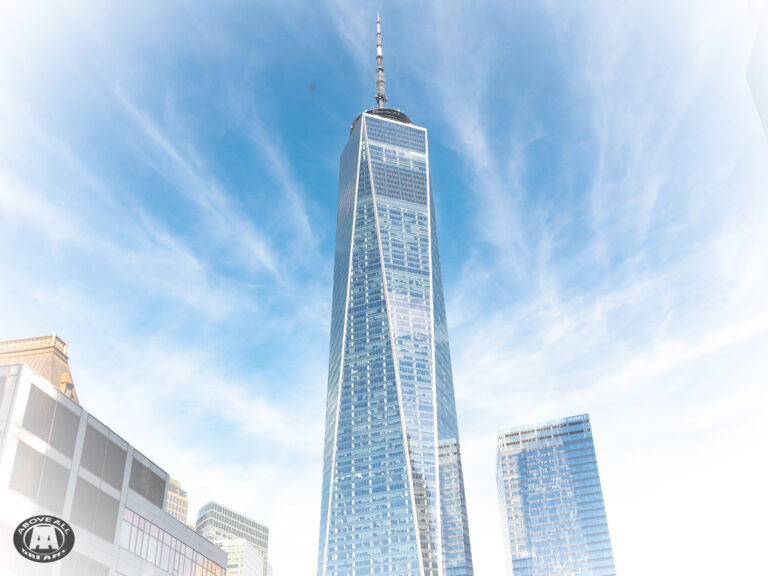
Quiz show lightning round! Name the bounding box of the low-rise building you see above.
[0,361,227,575]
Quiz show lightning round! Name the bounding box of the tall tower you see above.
[317,16,474,576]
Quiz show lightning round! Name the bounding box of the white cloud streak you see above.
[116,90,281,279]
[2,2,767,576]
[445,3,768,575]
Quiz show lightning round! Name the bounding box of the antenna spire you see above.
[375,12,388,109]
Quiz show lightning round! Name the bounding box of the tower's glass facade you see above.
[317,109,473,576]
[496,414,616,576]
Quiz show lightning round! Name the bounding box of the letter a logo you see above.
[14,514,75,563]
[29,525,58,551]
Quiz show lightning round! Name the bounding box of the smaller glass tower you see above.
[496,414,616,576]
[196,501,270,576]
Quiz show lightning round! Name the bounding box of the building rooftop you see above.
[0,334,78,404]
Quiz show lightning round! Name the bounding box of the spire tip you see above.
[375,13,387,109]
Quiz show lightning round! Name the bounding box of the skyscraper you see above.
[496,414,616,576]
[317,16,473,576]
[196,501,270,576]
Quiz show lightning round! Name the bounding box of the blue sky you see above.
[1,1,767,574]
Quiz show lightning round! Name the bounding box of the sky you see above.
[1,1,767,574]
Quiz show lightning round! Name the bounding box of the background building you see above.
[165,477,190,524]
[496,414,616,576]
[0,361,226,575]
[316,17,473,576]
[0,335,78,404]
[218,538,265,576]
[196,501,270,576]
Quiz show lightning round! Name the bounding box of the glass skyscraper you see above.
[317,16,473,576]
[496,414,616,576]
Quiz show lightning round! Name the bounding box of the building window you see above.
[129,458,165,508]
[70,477,120,542]
[9,440,69,514]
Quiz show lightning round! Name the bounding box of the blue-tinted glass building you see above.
[317,17,473,576]
[496,414,616,576]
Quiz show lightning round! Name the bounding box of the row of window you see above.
[364,116,426,153]
[9,383,170,547]
[21,383,167,505]
[120,507,224,576]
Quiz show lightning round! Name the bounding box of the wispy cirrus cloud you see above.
[115,90,281,279]
[435,2,768,575]
[2,2,767,576]
[1,4,331,574]
[424,2,530,272]
[247,116,316,246]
